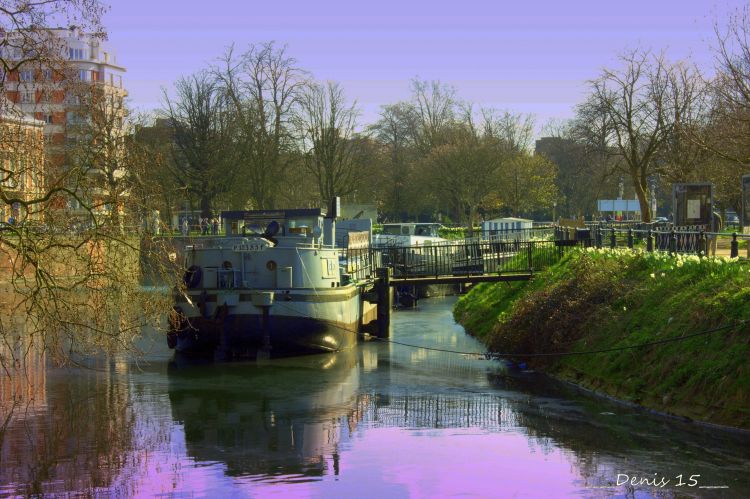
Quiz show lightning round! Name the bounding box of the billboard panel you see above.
[672,183,713,229]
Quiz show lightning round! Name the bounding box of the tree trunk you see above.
[201,196,212,218]
[633,178,651,222]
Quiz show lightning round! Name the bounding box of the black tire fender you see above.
[183,265,202,289]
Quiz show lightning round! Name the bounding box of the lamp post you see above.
[552,202,557,224]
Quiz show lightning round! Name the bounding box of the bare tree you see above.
[214,42,306,209]
[421,109,505,230]
[368,102,418,220]
[0,2,180,370]
[660,61,710,183]
[410,79,459,153]
[585,49,687,222]
[294,81,362,205]
[481,109,534,153]
[0,1,107,105]
[709,6,750,168]
[162,71,237,217]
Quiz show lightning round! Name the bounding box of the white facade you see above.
[2,27,127,213]
[481,217,533,239]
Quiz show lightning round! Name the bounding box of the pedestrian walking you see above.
[181,217,189,236]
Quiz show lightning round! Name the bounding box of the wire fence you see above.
[557,223,750,257]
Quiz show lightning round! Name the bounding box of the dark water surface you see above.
[1,297,749,498]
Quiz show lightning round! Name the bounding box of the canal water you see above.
[1,297,749,498]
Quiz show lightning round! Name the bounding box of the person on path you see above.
[181,217,189,236]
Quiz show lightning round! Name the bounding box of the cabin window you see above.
[401,227,410,235]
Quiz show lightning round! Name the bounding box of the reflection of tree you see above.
[0,354,138,496]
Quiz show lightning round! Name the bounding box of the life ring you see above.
[183,265,202,289]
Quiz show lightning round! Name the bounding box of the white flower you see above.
[650,273,656,278]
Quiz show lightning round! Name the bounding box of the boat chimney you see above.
[324,196,340,247]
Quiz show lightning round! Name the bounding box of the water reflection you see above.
[0,298,748,498]
[167,350,360,481]
[0,364,138,497]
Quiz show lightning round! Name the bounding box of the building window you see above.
[69,48,85,60]
[4,158,17,188]
[21,91,34,103]
[42,68,53,80]
[44,114,54,124]
[78,69,87,81]
[19,70,33,82]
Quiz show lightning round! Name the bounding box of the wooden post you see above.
[731,232,739,258]
[627,228,633,248]
[376,267,392,338]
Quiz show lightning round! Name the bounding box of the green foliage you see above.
[455,248,750,429]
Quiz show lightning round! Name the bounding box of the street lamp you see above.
[552,202,557,224]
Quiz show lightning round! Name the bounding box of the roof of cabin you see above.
[221,209,325,220]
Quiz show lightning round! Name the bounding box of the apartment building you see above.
[0,99,45,223]
[1,27,127,213]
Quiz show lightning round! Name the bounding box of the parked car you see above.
[654,216,669,223]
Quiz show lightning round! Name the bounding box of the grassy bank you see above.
[454,248,750,429]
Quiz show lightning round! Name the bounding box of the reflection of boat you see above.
[168,209,377,357]
[166,349,360,478]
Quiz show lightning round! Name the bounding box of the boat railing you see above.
[341,247,378,282]
[218,269,242,289]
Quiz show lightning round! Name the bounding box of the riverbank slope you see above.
[454,248,750,430]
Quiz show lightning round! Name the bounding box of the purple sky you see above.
[104,0,746,132]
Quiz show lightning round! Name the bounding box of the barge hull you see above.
[173,314,359,356]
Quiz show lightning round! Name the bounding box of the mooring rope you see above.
[370,319,749,359]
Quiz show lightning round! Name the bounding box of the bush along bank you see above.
[454,248,750,430]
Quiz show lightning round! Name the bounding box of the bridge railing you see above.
[348,239,586,280]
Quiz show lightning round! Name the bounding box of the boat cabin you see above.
[184,209,344,292]
[380,223,443,238]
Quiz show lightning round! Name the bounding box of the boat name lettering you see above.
[233,240,270,252]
